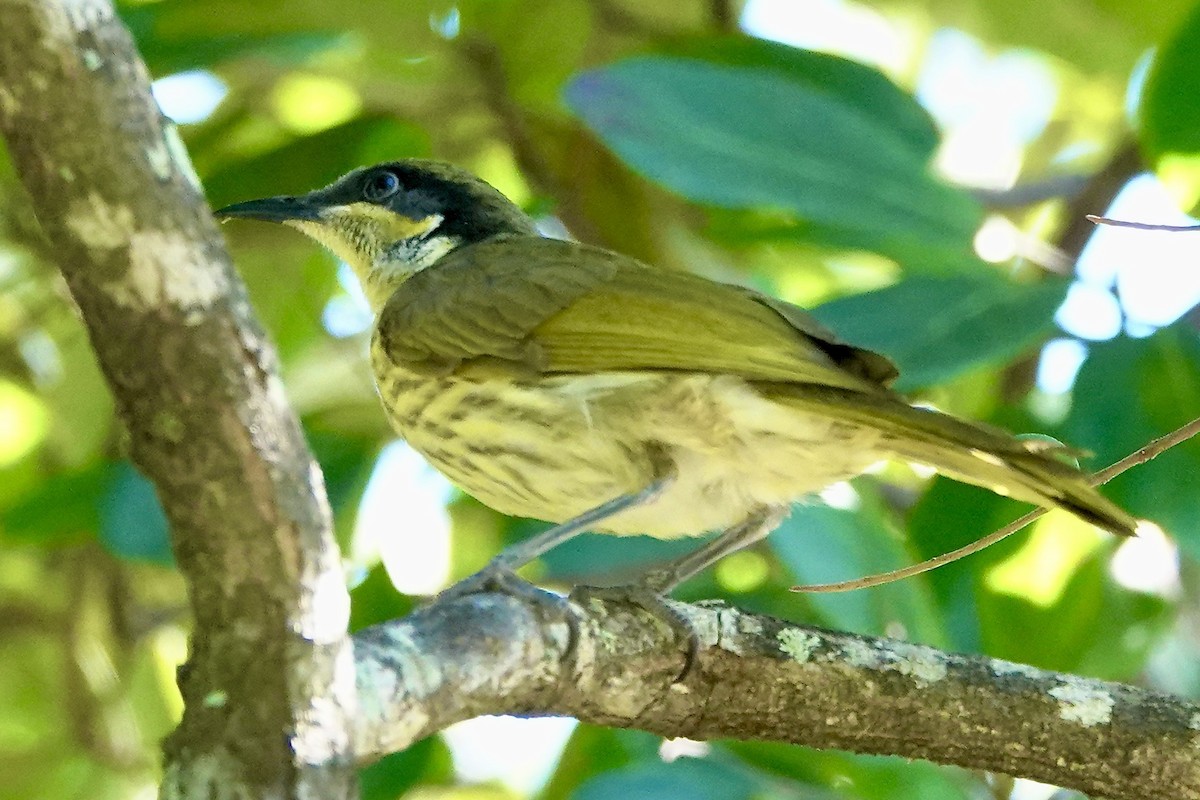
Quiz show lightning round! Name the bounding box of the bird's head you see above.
[214,160,538,310]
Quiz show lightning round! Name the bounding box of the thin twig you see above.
[1087,214,1200,232]
[793,415,1200,593]
[1057,142,1142,261]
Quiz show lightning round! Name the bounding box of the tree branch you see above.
[0,2,357,797]
[355,592,1200,800]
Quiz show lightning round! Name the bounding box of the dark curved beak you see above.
[213,194,322,223]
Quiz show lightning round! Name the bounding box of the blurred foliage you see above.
[1,0,1199,798]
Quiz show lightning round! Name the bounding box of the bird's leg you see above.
[492,474,676,571]
[637,505,787,593]
[571,505,787,681]
[434,465,676,607]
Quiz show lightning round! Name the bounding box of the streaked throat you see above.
[364,232,461,309]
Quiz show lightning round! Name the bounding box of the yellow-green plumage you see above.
[215,159,1137,588]
[372,234,1134,539]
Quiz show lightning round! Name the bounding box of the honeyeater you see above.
[216,160,1136,633]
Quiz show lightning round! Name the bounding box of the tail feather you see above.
[769,383,1138,537]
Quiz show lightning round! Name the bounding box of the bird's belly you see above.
[377,369,883,538]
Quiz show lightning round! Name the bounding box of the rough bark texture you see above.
[356,592,1200,800]
[0,2,357,798]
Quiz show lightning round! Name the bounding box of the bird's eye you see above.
[363,171,400,202]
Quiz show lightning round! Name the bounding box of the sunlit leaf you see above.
[976,541,1169,677]
[1141,2,1200,211]
[1062,326,1200,557]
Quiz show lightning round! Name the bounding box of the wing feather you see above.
[376,236,896,392]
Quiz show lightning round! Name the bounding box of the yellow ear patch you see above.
[282,203,445,277]
[330,202,443,241]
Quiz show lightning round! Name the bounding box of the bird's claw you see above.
[568,583,700,683]
[433,563,582,671]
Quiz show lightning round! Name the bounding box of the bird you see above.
[215,159,1136,667]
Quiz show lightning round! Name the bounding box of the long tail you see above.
[769,383,1138,537]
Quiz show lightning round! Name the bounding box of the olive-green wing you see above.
[376,236,896,392]
[375,236,622,376]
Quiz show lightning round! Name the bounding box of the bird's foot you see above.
[433,562,580,664]
[568,582,700,683]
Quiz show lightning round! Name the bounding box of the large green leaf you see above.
[539,727,651,800]
[360,736,453,800]
[573,758,764,800]
[1061,326,1200,557]
[564,53,981,266]
[122,4,344,75]
[0,463,107,548]
[812,274,1068,391]
[905,476,1021,654]
[770,482,947,645]
[539,529,699,585]
[656,36,939,159]
[1139,2,1200,211]
[976,546,1170,678]
[99,462,173,564]
[722,741,977,800]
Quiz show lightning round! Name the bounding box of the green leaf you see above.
[123,4,344,75]
[1139,2,1200,210]
[1061,326,1200,558]
[305,425,380,551]
[904,476,1020,653]
[99,462,173,564]
[459,0,594,110]
[1,463,106,547]
[722,741,978,800]
[769,482,947,645]
[360,737,453,800]
[539,530,699,585]
[42,328,114,464]
[564,54,981,266]
[657,36,939,159]
[976,545,1170,677]
[539,726,644,800]
[573,758,761,800]
[812,275,1068,390]
[350,563,415,632]
[901,0,1192,77]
